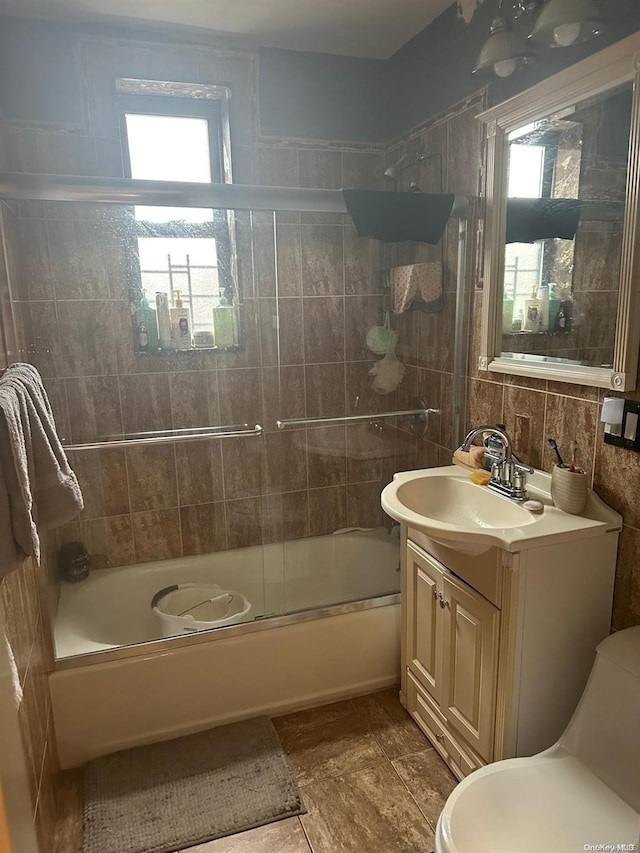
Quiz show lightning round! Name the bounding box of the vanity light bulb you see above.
[553,23,581,46]
[494,58,517,77]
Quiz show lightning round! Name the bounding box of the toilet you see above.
[435,626,640,853]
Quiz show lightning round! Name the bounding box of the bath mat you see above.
[83,717,304,853]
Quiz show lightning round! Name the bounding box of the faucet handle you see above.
[512,452,534,475]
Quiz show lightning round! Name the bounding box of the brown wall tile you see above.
[176,440,224,506]
[65,375,123,441]
[81,515,136,568]
[226,496,265,548]
[221,435,266,500]
[72,447,129,518]
[57,299,117,376]
[132,508,182,563]
[126,445,178,512]
[266,430,307,494]
[502,385,546,470]
[542,394,598,479]
[305,363,345,419]
[301,226,344,296]
[276,224,302,297]
[347,482,384,528]
[169,370,220,430]
[304,297,345,364]
[612,526,640,630]
[308,486,347,536]
[180,502,227,555]
[119,373,173,434]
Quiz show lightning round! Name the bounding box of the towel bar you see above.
[276,402,439,438]
[63,424,264,451]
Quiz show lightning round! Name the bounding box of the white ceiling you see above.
[0,0,455,59]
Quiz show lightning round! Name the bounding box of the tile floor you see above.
[54,688,457,853]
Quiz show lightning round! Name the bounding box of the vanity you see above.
[381,465,622,781]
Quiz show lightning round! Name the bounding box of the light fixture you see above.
[473,8,536,78]
[528,0,604,47]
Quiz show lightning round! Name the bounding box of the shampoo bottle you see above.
[156,292,172,349]
[523,288,541,332]
[536,283,550,332]
[170,290,192,350]
[212,288,236,348]
[134,295,159,352]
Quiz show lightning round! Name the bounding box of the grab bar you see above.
[276,407,439,429]
[63,424,264,451]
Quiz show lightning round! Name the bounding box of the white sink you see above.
[381,465,621,554]
[395,476,535,530]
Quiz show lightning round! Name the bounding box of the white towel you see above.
[0,363,83,578]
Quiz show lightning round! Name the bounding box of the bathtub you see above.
[49,529,402,767]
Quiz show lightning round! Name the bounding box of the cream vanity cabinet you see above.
[399,521,620,782]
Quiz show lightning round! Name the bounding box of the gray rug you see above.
[83,717,304,853]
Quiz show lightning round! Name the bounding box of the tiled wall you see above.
[0,150,57,850]
[4,32,429,571]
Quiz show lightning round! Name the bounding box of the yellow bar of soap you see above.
[469,470,491,486]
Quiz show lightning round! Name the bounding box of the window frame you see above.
[116,90,240,350]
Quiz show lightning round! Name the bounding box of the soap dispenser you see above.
[212,288,236,347]
[170,290,192,350]
[134,294,159,352]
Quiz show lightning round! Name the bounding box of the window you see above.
[504,118,582,330]
[118,88,238,349]
[504,143,546,316]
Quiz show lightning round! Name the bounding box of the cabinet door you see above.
[406,542,442,702]
[440,572,500,761]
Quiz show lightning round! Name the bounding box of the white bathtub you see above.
[54,528,400,658]
[50,529,402,767]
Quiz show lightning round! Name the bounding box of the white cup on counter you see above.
[550,464,588,514]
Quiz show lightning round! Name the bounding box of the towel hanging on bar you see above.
[343,190,455,243]
[0,363,83,578]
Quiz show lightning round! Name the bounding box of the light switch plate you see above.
[604,399,640,451]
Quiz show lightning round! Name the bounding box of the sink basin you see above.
[381,465,620,554]
[395,476,535,530]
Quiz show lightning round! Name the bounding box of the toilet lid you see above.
[437,752,640,853]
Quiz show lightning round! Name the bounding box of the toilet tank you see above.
[560,626,640,813]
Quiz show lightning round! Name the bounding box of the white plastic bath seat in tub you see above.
[50,528,402,767]
[53,528,400,658]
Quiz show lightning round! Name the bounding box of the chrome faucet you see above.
[460,425,534,502]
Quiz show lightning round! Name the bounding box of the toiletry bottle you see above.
[156,292,172,349]
[134,295,159,351]
[212,288,236,347]
[536,283,550,332]
[502,298,514,335]
[512,309,523,333]
[548,283,561,331]
[170,290,192,350]
[523,287,541,332]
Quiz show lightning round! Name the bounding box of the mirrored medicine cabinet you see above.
[478,31,640,390]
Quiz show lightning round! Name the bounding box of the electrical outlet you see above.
[604,399,640,451]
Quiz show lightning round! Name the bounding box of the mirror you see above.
[478,33,640,390]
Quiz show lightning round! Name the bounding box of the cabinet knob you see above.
[439,597,450,609]
[435,733,445,744]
